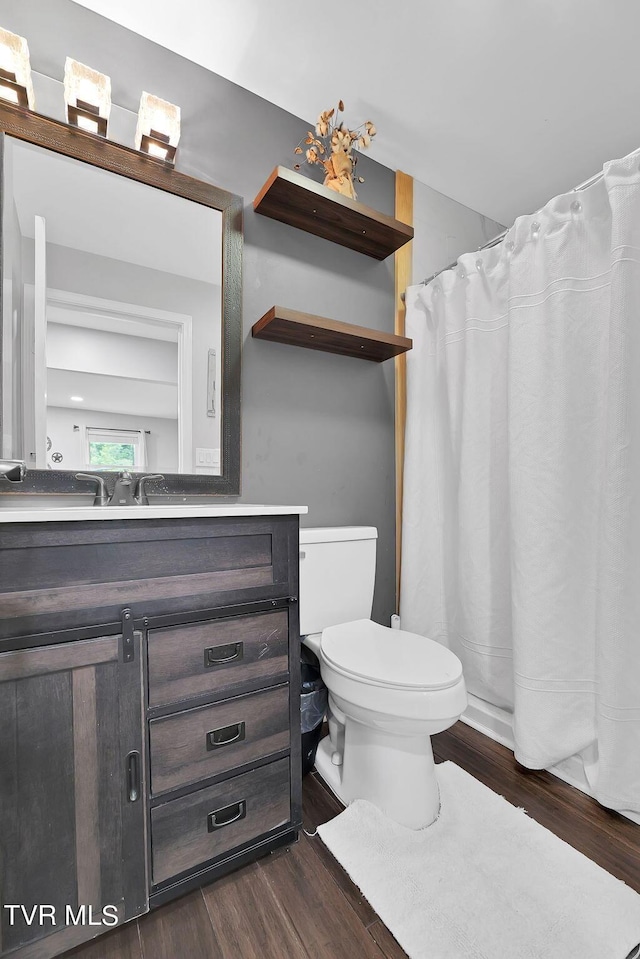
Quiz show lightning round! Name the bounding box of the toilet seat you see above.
[320,618,463,691]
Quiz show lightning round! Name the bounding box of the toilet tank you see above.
[298,526,377,636]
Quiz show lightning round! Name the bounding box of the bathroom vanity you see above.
[0,505,304,959]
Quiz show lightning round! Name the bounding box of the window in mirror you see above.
[85,427,145,471]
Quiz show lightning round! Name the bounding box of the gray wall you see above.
[2,0,398,624]
[412,179,505,285]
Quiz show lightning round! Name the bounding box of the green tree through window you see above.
[89,442,135,469]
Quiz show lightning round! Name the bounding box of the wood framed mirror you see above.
[0,101,242,498]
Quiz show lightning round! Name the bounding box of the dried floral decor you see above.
[294,100,377,200]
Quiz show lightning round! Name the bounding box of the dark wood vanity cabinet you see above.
[0,513,302,959]
[0,632,147,959]
[145,603,299,905]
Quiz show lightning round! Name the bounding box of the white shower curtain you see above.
[400,151,640,815]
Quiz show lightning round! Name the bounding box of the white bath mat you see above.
[317,761,640,959]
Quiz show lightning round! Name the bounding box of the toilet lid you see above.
[320,619,463,690]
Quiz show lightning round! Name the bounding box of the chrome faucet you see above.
[135,473,164,505]
[0,459,26,482]
[111,471,165,505]
[75,472,109,506]
[108,471,136,506]
[75,470,165,506]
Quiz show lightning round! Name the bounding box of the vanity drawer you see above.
[151,757,290,885]
[149,684,290,795]
[147,609,289,707]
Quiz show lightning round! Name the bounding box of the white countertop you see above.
[0,504,308,523]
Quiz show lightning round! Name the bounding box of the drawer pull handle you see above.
[204,641,244,667]
[207,800,247,832]
[126,751,140,803]
[206,721,246,750]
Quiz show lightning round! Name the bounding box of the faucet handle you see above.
[75,472,108,506]
[135,473,164,505]
[0,459,26,482]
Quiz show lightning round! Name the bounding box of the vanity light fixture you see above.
[63,57,111,136]
[134,91,180,164]
[0,27,35,109]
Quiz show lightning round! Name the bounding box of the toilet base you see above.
[313,721,442,829]
[314,735,346,801]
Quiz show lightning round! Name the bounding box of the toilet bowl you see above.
[299,528,467,829]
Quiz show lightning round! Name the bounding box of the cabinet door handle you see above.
[206,721,246,751]
[207,800,246,832]
[126,751,140,803]
[204,641,243,668]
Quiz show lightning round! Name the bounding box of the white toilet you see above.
[299,526,467,829]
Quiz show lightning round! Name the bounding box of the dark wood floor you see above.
[64,721,640,959]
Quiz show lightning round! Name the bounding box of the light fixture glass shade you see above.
[63,57,111,136]
[0,27,35,109]
[135,91,180,163]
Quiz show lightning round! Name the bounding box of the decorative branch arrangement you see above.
[294,100,377,200]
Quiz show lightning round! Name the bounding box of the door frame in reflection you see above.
[39,288,193,472]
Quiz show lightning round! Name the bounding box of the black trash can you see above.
[300,645,328,777]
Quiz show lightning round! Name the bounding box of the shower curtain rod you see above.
[401,153,635,301]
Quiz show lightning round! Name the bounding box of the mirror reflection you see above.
[1,137,223,475]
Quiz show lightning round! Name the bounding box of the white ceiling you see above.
[47,367,178,417]
[71,0,640,226]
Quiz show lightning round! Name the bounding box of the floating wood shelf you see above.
[253,166,414,260]
[252,307,413,363]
